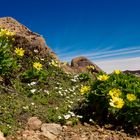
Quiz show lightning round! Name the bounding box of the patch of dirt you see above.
[7,123,139,140]
[59,124,139,140]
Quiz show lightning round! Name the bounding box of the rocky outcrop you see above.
[0,17,58,60]
[62,56,103,74]
[71,56,103,73]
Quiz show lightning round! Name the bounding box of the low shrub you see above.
[0,29,19,80]
[79,71,140,133]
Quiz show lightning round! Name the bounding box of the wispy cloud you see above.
[95,57,140,73]
[89,47,140,60]
[58,45,113,58]
[59,46,140,62]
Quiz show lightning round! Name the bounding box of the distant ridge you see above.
[123,70,140,77]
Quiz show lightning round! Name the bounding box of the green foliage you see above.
[78,73,90,82]
[0,29,18,78]
[84,72,140,130]
[69,117,79,125]
[0,28,139,137]
[21,68,48,83]
[0,28,88,136]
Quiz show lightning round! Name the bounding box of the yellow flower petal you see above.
[15,47,25,56]
[97,74,109,81]
[50,60,59,67]
[109,88,121,98]
[80,86,91,95]
[126,94,136,102]
[109,97,124,109]
[114,70,121,75]
[33,62,42,71]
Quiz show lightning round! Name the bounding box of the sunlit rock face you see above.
[71,56,103,73]
[0,17,59,60]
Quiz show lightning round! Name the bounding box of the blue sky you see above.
[1,0,140,72]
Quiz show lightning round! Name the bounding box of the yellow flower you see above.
[86,65,95,70]
[114,70,121,75]
[126,94,136,102]
[50,60,59,67]
[33,62,42,71]
[12,38,15,42]
[80,86,91,95]
[97,74,109,81]
[15,47,25,56]
[109,97,124,109]
[109,88,121,98]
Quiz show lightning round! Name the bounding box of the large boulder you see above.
[71,56,103,73]
[0,17,58,60]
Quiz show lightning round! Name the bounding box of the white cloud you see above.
[95,57,140,73]
[59,46,140,61]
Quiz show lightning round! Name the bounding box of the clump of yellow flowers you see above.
[50,60,59,67]
[127,94,136,102]
[108,88,124,109]
[97,74,109,81]
[80,86,91,95]
[86,65,95,70]
[15,47,25,56]
[33,62,42,71]
[0,29,15,37]
[108,89,137,109]
[114,69,121,75]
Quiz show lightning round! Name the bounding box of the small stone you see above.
[41,131,57,140]
[104,135,114,140]
[80,136,89,140]
[62,125,68,130]
[84,122,90,127]
[0,131,6,140]
[41,123,62,139]
[113,135,122,140]
[0,131,4,136]
[27,117,42,130]
[71,135,80,140]
[26,135,40,140]
[89,134,95,140]
[22,130,35,138]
